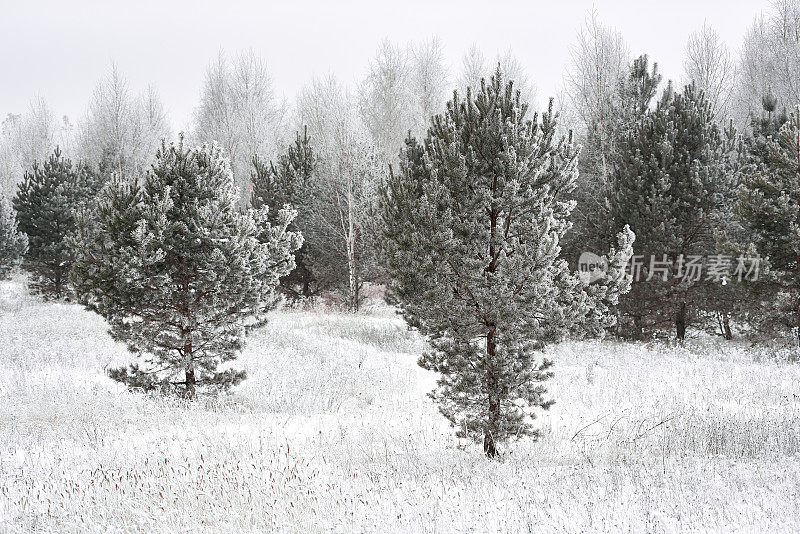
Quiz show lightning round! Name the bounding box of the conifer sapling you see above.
[382,69,634,457]
[0,197,27,280]
[71,138,301,397]
[13,147,97,298]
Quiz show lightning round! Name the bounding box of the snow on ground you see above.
[1,276,800,532]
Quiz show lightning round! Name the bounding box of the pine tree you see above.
[744,92,788,168]
[0,197,27,280]
[13,147,97,298]
[564,55,662,261]
[252,127,317,298]
[71,138,301,397]
[382,69,634,457]
[698,119,749,340]
[608,83,732,340]
[735,107,800,348]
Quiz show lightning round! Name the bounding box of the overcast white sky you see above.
[0,0,772,132]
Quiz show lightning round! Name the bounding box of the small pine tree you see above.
[0,197,27,280]
[744,95,788,169]
[382,69,634,457]
[71,138,302,397]
[251,127,317,298]
[12,147,97,299]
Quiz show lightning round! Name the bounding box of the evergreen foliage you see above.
[71,138,301,397]
[13,147,98,298]
[0,197,27,280]
[735,107,800,347]
[252,127,317,298]
[608,83,733,339]
[382,68,634,457]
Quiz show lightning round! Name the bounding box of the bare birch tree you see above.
[564,10,629,158]
[684,23,735,120]
[0,97,60,197]
[735,1,800,127]
[77,64,170,180]
[459,45,536,105]
[194,50,286,206]
[408,37,449,138]
[561,10,632,259]
[358,39,413,168]
[298,76,382,310]
[459,43,487,93]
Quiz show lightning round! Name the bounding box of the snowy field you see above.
[1,277,800,533]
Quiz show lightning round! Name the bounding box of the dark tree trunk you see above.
[184,338,196,398]
[676,302,687,342]
[353,277,360,312]
[54,266,64,298]
[483,431,498,458]
[298,248,314,298]
[722,312,733,340]
[185,366,196,398]
[484,327,500,459]
[483,200,501,459]
[301,269,311,298]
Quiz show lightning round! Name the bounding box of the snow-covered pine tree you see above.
[13,147,97,298]
[252,127,317,298]
[735,107,800,348]
[744,92,788,168]
[563,55,661,262]
[608,83,732,340]
[382,68,634,457]
[702,118,748,340]
[71,137,301,397]
[0,197,27,280]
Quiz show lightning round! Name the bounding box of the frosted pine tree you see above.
[71,137,301,397]
[608,83,732,340]
[13,147,97,298]
[0,197,27,280]
[736,107,800,348]
[251,127,317,298]
[382,68,634,457]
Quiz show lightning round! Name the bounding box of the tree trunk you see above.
[484,327,500,459]
[675,302,687,342]
[722,312,733,340]
[184,337,196,399]
[54,267,63,299]
[347,234,360,312]
[185,366,196,398]
[301,259,311,298]
[795,301,800,362]
[483,431,498,458]
[353,275,360,312]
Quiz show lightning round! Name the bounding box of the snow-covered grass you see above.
[2,276,800,533]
